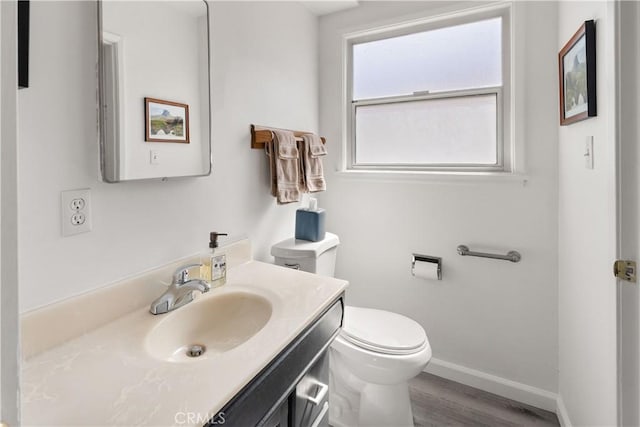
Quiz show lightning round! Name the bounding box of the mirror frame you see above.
[96,0,212,183]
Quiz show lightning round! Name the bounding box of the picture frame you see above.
[144,97,190,143]
[558,20,596,126]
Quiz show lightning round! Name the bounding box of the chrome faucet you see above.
[149,263,211,315]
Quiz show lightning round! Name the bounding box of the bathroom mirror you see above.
[98,1,211,182]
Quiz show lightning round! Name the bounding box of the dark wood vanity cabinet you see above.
[207,297,343,427]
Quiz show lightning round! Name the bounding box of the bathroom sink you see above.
[144,290,272,362]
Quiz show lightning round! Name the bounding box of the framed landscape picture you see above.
[145,97,190,143]
[558,20,596,126]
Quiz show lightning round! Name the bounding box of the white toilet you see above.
[271,233,432,427]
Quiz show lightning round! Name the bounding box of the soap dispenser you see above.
[295,198,326,242]
[201,232,228,287]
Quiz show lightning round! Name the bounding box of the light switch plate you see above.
[61,189,92,237]
[150,150,160,165]
[585,136,594,169]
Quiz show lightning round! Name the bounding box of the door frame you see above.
[616,1,640,425]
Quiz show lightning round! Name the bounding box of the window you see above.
[346,6,511,173]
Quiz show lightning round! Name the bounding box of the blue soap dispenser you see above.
[295,198,326,242]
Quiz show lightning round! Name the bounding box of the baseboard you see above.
[424,358,558,412]
[556,395,572,427]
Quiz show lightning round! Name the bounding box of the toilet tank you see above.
[271,233,340,277]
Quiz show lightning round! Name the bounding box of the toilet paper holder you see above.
[412,254,442,280]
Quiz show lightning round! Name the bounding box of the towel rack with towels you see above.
[456,245,521,263]
[250,124,326,149]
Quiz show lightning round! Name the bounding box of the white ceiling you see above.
[300,1,359,16]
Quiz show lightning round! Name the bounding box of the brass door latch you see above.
[614,260,636,282]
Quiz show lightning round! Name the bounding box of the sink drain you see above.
[186,344,206,358]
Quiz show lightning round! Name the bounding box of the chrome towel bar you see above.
[456,245,521,263]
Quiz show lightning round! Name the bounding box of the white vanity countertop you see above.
[22,260,347,426]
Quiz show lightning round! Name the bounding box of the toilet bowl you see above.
[330,306,432,427]
[271,233,432,427]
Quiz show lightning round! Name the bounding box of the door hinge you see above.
[614,260,636,282]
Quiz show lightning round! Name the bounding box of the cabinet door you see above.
[295,352,329,427]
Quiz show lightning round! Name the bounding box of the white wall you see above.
[557,2,618,425]
[319,1,559,400]
[18,1,318,312]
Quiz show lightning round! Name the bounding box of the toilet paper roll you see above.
[412,260,440,280]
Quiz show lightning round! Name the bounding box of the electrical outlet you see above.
[70,198,85,210]
[61,189,92,236]
[71,213,86,225]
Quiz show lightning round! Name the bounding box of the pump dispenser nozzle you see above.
[209,232,228,249]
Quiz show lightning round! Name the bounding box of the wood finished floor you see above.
[409,373,560,427]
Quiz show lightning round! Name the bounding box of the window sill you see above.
[334,169,529,184]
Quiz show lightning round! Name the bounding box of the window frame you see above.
[343,3,513,174]
[352,87,503,171]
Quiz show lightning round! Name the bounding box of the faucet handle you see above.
[173,263,203,284]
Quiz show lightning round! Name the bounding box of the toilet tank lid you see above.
[271,232,340,259]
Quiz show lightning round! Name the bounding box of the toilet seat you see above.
[340,306,427,355]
